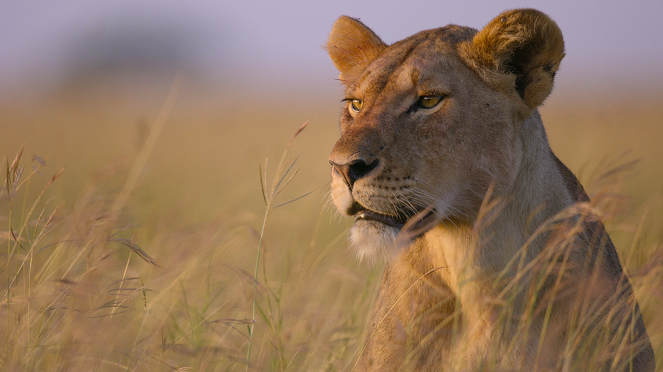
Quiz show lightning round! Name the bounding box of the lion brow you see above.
[410,68,420,86]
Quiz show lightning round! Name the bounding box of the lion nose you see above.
[329,158,379,187]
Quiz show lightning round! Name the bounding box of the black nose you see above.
[330,158,379,187]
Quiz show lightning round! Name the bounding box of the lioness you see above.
[326,9,655,371]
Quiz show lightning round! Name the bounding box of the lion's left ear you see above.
[460,9,565,108]
[327,16,387,86]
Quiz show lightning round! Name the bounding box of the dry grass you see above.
[1,78,662,371]
[0,130,377,371]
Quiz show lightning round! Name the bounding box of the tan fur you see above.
[458,9,565,108]
[326,9,654,371]
[327,16,387,85]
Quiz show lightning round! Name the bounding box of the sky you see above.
[1,0,662,97]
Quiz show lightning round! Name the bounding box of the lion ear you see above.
[461,9,565,108]
[327,16,387,85]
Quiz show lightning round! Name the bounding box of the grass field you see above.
[1,75,663,371]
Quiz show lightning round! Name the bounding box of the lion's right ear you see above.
[460,9,565,109]
[327,16,387,85]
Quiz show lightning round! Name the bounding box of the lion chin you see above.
[349,220,400,263]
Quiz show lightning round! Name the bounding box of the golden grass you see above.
[1,79,662,371]
[0,136,376,371]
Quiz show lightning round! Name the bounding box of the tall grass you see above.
[2,141,662,371]
[0,122,377,371]
[0,87,661,370]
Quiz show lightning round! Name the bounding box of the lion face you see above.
[327,12,564,261]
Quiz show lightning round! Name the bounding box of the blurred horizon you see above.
[2,0,663,100]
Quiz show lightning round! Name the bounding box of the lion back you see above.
[551,151,655,371]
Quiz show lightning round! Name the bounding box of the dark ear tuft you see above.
[459,9,565,108]
[326,16,387,86]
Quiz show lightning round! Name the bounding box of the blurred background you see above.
[2,0,662,221]
[2,1,663,370]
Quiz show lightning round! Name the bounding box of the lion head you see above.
[326,9,565,261]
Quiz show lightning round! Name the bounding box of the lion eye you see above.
[419,96,442,109]
[350,99,363,112]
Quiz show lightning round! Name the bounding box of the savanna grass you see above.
[0,120,374,371]
[2,150,663,371]
[1,94,662,370]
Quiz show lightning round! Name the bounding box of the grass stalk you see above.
[246,120,308,371]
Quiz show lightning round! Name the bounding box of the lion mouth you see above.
[353,204,441,240]
[354,209,407,228]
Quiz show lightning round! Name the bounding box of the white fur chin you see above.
[349,220,402,264]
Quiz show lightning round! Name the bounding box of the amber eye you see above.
[350,99,363,112]
[419,96,442,109]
